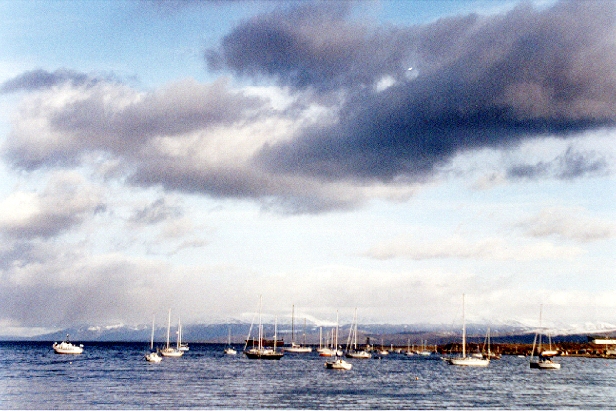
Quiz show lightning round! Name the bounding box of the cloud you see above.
[0,68,111,93]
[207,1,616,181]
[508,146,610,180]
[2,76,267,170]
[518,207,616,242]
[3,71,418,213]
[206,2,400,93]
[124,196,208,255]
[129,197,183,225]
[364,235,583,261]
[4,1,616,215]
[0,248,172,327]
[0,172,104,240]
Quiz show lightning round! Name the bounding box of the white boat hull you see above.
[145,352,162,363]
[447,357,490,367]
[325,359,353,370]
[530,359,561,370]
[540,350,559,357]
[284,346,313,353]
[52,342,84,355]
[345,351,371,359]
[589,337,616,345]
[160,348,183,357]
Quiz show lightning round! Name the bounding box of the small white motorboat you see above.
[145,351,162,363]
[224,347,237,355]
[52,335,84,354]
[325,358,353,370]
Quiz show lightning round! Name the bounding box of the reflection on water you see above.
[1,342,615,409]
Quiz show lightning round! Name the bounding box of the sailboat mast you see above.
[177,317,181,350]
[538,304,543,353]
[462,294,466,358]
[166,309,171,349]
[274,316,278,351]
[258,295,263,351]
[150,315,156,350]
[335,311,339,357]
[487,327,491,355]
[353,308,358,350]
[291,304,295,345]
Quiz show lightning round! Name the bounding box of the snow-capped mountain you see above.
[10,319,616,343]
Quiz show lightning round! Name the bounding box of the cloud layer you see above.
[1,1,616,333]
[2,1,615,213]
[210,1,616,182]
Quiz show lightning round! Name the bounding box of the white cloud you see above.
[519,207,616,242]
[365,235,584,261]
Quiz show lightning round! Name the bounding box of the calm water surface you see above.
[1,342,615,409]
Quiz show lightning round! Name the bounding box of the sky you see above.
[1,0,616,337]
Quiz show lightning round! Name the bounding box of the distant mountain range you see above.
[5,320,616,344]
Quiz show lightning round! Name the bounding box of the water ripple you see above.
[1,342,615,409]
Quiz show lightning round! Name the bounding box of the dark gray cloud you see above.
[208,1,616,182]
[508,147,609,180]
[206,2,397,92]
[0,68,110,93]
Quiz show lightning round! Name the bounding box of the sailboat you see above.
[145,315,162,363]
[316,327,327,354]
[224,326,237,355]
[530,305,561,370]
[377,338,389,356]
[318,328,337,357]
[418,340,432,356]
[345,308,371,359]
[446,294,490,367]
[325,311,352,370]
[159,309,183,358]
[285,305,312,353]
[178,318,189,351]
[244,296,284,360]
[481,327,501,359]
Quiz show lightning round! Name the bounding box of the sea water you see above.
[1,341,615,409]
